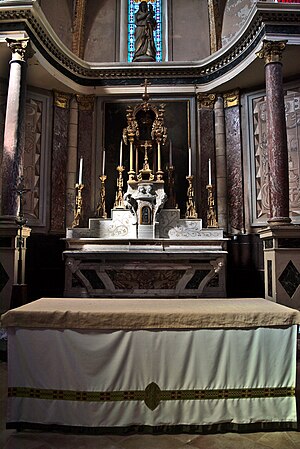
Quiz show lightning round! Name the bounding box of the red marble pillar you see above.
[1,38,33,217]
[257,40,291,226]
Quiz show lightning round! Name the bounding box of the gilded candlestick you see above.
[206,183,218,228]
[72,183,84,227]
[185,175,198,219]
[114,166,126,209]
[97,175,107,219]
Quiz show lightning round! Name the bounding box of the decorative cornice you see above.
[53,91,71,109]
[197,93,216,109]
[76,94,95,111]
[256,39,287,64]
[223,90,240,108]
[0,3,299,86]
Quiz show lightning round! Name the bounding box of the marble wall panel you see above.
[225,106,244,232]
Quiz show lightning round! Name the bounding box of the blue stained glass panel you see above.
[128,0,162,62]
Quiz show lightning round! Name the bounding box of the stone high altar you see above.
[64,83,227,298]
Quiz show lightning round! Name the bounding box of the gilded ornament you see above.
[6,37,35,61]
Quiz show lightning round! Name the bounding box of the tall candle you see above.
[208,158,212,185]
[188,147,192,176]
[78,156,83,184]
[102,149,106,175]
[169,140,173,166]
[119,140,123,167]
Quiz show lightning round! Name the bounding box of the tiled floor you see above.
[1,360,300,449]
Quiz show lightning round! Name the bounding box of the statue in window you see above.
[133,1,157,62]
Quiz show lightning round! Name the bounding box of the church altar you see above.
[65,82,228,299]
[2,297,300,432]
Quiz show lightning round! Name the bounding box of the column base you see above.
[267,217,292,226]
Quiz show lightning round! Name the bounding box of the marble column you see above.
[214,95,227,231]
[196,93,216,227]
[1,37,33,217]
[257,40,291,226]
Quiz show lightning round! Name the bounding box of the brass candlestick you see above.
[72,183,84,227]
[206,184,218,228]
[96,175,107,219]
[114,166,126,209]
[185,175,198,219]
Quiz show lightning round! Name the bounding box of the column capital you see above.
[76,94,95,111]
[6,37,35,62]
[223,90,240,108]
[53,91,72,109]
[197,93,216,110]
[256,40,287,65]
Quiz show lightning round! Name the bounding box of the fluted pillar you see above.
[1,37,33,216]
[257,40,291,226]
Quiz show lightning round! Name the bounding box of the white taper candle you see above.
[208,158,212,185]
[188,147,192,176]
[120,140,123,167]
[102,149,106,175]
[78,156,83,184]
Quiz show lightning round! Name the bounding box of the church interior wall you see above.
[84,0,118,62]
[38,0,73,52]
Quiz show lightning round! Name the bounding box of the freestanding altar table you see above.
[2,297,300,432]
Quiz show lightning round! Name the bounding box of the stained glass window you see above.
[128,0,162,62]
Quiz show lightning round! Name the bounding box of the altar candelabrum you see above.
[114,166,126,209]
[206,183,218,228]
[72,183,84,227]
[96,175,107,219]
[185,175,198,219]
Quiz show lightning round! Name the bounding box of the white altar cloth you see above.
[2,297,300,432]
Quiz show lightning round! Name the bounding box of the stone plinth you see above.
[259,225,300,309]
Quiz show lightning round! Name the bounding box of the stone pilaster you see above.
[196,93,216,227]
[66,97,79,228]
[1,37,34,217]
[76,94,95,224]
[257,40,291,226]
[214,95,227,231]
[223,90,244,233]
[50,91,71,233]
